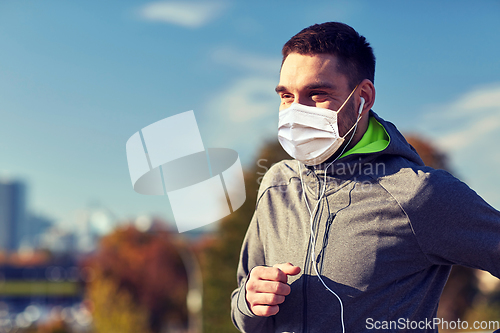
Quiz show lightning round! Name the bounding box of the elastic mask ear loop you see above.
[336,84,359,113]
[298,96,364,333]
[321,94,365,199]
[342,96,366,140]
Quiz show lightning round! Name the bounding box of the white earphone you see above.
[359,97,365,115]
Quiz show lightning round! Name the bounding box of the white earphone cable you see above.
[298,99,364,333]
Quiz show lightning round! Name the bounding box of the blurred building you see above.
[38,227,77,254]
[35,206,116,255]
[0,179,27,252]
[0,261,89,331]
[22,213,54,250]
[75,206,116,253]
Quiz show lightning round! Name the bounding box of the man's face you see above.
[276,53,358,137]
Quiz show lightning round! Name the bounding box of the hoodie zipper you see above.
[302,200,323,333]
[317,213,336,274]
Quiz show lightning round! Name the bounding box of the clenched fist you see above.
[246,263,301,317]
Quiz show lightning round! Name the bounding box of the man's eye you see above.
[281,94,293,100]
[311,92,327,101]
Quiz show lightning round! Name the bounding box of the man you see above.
[231,22,500,332]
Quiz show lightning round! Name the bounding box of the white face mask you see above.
[278,88,365,166]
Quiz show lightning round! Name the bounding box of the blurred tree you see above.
[464,290,500,323]
[463,272,500,323]
[202,140,290,333]
[36,321,70,333]
[405,134,450,171]
[85,223,188,333]
[88,270,151,333]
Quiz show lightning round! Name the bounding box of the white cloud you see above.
[452,84,500,113]
[424,84,500,121]
[211,47,282,74]
[437,113,500,151]
[203,50,282,164]
[203,76,280,163]
[420,83,500,210]
[422,84,500,151]
[208,76,278,123]
[138,1,227,28]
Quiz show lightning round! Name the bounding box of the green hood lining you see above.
[340,115,390,159]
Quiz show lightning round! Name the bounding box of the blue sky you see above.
[1,0,499,230]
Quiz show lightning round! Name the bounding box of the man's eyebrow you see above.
[275,82,338,94]
[275,85,287,93]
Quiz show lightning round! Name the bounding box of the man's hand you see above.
[245,263,301,317]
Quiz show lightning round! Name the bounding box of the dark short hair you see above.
[282,22,375,88]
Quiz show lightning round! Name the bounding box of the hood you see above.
[308,110,425,177]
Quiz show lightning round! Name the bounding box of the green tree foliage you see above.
[464,289,500,323]
[88,271,151,333]
[86,224,188,333]
[202,141,290,333]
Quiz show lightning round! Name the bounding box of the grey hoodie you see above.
[231,111,500,333]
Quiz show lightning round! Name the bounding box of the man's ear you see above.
[358,79,375,115]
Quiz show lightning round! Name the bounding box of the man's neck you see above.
[324,112,370,163]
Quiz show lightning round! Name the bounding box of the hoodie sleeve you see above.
[403,169,500,277]
[231,212,276,332]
